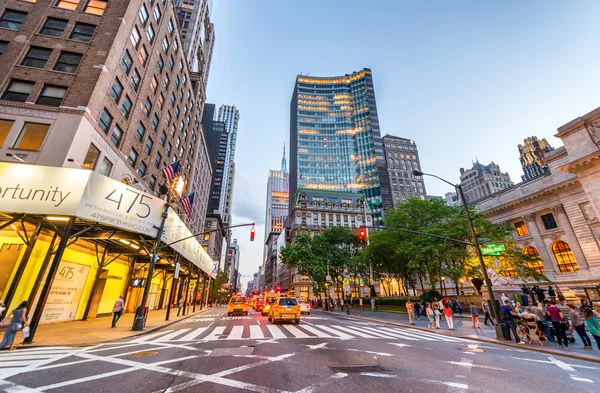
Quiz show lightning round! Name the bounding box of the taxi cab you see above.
[227,295,248,316]
[268,297,301,324]
[261,294,280,316]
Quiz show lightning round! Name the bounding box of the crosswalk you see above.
[128,322,470,344]
[0,346,81,378]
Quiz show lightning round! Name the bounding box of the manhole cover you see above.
[457,347,485,353]
[209,347,255,357]
[328,365,385,373]
[129,351,159,357]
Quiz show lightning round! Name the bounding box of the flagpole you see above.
[135,161,181,182]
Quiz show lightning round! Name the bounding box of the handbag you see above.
[21,326,30,339]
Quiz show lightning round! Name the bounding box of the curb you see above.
[316,309,600,364]
[15,307,214,349]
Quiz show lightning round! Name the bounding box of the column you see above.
[523,213,555,274]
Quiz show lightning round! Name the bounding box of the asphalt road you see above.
[1,306,599,393]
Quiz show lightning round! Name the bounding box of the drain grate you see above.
[328,364,386,373]
[129,351,159,357]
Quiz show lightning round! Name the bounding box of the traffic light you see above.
[357,227,367,243]
[250,226,256,241]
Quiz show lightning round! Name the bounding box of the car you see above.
[298,299,311,315]
[227,296,248,316]
[254,297,265,312]
[268,297,301,324]
[261,295,279,316]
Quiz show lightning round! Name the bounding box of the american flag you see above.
[161,161,181,183]
[180,193,195,218]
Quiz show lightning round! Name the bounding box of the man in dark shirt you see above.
[501,300,524,344]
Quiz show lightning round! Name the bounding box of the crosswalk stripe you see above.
[175,327,208,341]
[266,325,286,338]
[341,325,397,339]
[155,328,191,342]
[359,326,420,341]
[331,325,380,338]
[314,325,354,339]
[132,330,173,343]
[383,327,462,342]
[249,325,264,339]
[204,326,226,341]
[297,325,333,338]
[281,325,309,338]
[0,354,73,361]
[227,326,244,339]
[0,361,34,368]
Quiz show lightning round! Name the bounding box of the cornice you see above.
[557,150,600,174]
[0,100,87,116]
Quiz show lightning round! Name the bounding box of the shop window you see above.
[514,221,528,236]
[541,213,558,230]
[128,148,138,167]
[98,157,113,176]
[21,47,52,68]
[70,22,96,42]
[54,51,82,73]
[109,79,123,103]
[12,122,50,150]
[0,10,27,31]
[82,144,100,170]
[85,0,108,16]
[121,50,133,75]
[523,246,545,274]
[40,17,68,37]
[0,119,15,147]
[2,80,34,103]
[36,85,67,107]
[551,241,579,272]
[98,108,112,133]
[110,124,122,146]
[56,0,80,11]
[120,95,132,119]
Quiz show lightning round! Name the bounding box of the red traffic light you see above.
[357,227,367,242]
[250,226,256,241]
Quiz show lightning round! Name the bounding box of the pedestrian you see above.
[434,304,442,329]
[482,298,494,326]
[370,297,377,312]
[582,308,600,350]
[0,301,5,318]
[0,301,29,351]
[406,300,415,325]
[556,287,566,305]
[415,300,422,320]
[567,304,592,350]
[500,300,524,344]
[535,286,545,304]
[580,298,593,312]
[443,303,454,330]
[547,300,570,350]
[470,302,481,328]
[456,298,463,316]
[426,304,435,329]
[501,292,511,305]
[530,302,553,342]
[548,286,556,301]
[111,295,125,328]
[521,285,530,306]
[177,296,184,316]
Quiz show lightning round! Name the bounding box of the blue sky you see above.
[206,1,600,286]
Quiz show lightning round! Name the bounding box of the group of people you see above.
[518,285,566,306]
[406,297,491,331]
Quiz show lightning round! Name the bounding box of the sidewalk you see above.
[16,306,214,348]
[320,307,600,363]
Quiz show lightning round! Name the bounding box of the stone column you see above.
[551,205,589,269]
[523,213,556,274]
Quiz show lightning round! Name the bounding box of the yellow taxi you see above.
[227,295,248,316]
[268,297,301,324]
[261,294,280,316]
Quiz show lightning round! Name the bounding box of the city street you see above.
[0,306,598,393]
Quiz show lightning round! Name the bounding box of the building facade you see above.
[445,191,459,206]
[459,161,514,205]
[475,105,600,301]
[382,135,426,205]
[519,136,555,181]
[264,146,289,239]
[216,104,239,227]
[263,231,280,291]
[289,69,391,223]
[174,0,214,77]
[225,239,240,292]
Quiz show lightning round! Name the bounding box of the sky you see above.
[205,1,600,291]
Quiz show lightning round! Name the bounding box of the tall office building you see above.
[216,104,240,226]
[518,136,554,181]
[264,145,290,239]
[289,68,391,223]
[459,161,514,204]
[174,0,215,78]
[382,135,427,205]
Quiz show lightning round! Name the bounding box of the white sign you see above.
[174,262,180,279]
[41,261,90,323]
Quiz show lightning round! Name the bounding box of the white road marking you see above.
[360,372,396,378]
[175,326,208,341]
[249,325,265,339]
[203,326,226,341]
[266,325,287,339]
[449,361,507,371]
[422,380,468,389]
[131,330,173,343]
[570,376,593,383]
[348,349,392,357]
[227,326,244,340]
[339,325,394,339]
[388,343,412,348]
[313,325,353,339]
[547,356,575,372]
[299,325,333,338]
[281,325,309,338]
[365,326,419,341]
[330,325,375,338]
[305,342,328,351]
[155,329,191,342]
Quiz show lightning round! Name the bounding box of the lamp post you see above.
[413,170,504,339]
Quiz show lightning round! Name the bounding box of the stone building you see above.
[382,135,427,205]
[459,161,514,205]
[475,105,600,300]
[518,136,554,181]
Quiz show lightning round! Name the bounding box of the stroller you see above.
[548,318,576,344]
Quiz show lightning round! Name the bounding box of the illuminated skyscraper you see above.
[289,69,391,222]
[264,145,290,239]
[518,136,554,181]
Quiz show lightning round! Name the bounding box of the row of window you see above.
[509,242,578,275]
[20,46,82,73]
[2,80,67,107]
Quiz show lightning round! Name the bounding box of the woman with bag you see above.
[0,301,29,351]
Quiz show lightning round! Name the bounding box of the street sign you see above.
[174,263,181,279]
[477,237,491,243]
[481,244,506,255]
[486,252,503,256]
[342,278,350,285]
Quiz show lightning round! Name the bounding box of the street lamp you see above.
[413,170,504,339]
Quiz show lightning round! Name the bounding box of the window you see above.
[0,10,27,31]
[175,75,180,88]
[130,69,141,92]
[0,119,15,147]
[178,59,183,71]
[56,0,80,11]
[98,108,112,132]
[144,137,153,154]
[173,39,178,52]
[12,123,49,150]
[128,148,138,167]
[167,19,174,35]
[2,80,34,103]
[170,92,175,106]
[82,144,100,170]
[109,79,123,102]
[150,75,158,94]
[139,4,149,25]
[523,246,545,274]
[21,47,52,69]
[175,106,180,118]
[149,175,156,190]
[110,124,122,146]
[157,93,164,109]
[178,90,183,101]
[143,98,152,117]
[157,55,164,71]
[70,22,96,42]
[162,37,169,53]
[551,241,579,272]
[164,74,170,88]
[166,142,171,156]
[514,221,528,237]
[40,18,68,37]
[130,26,141,48]
[159,132,166,146]
[98,157,113,176]
[54,51,82,73]
[84,0,108,16]
[182,74,187,86]
[153,6,161,22]
[146,25,155,44]
[135,123,145,142]
[138,161,147,177]
[0,41,7,55]
[540,213,558,230]
[168,55,174,70]
[120,95,132,119]
[138,45,148,66]
[151,114,159,131]
[154,152,161,168]
[37,85,67,107]
[121,50,133,75]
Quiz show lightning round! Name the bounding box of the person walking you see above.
[111,295,125,328]
[583,308,600,350]
[567,304,592,350]
[500,300,524,344]
[443,304,454,330]
[406,300,415,325]
[426,304,435,329]
[470,302,481,328]
[482,299,494,325]
[456,298,463,316]
[370,297,377,312]
[177,296,184,317]
[0,301,28,351]
[547,300,570,350]
[534,286,545,304]
[548,286,556,301]
[556,287,566,305]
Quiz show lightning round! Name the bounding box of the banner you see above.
[40,261,90,323]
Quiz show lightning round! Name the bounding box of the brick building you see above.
[382,134,427,206]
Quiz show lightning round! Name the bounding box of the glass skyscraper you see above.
[289,68,391,222]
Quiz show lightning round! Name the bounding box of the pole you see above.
[165,267,177,321]
[456,184,503,339]
[193,267,200,312]
[182,261,191,316]
[204,276,212,308]
[133,202,169,331]
[25,217,75,344]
